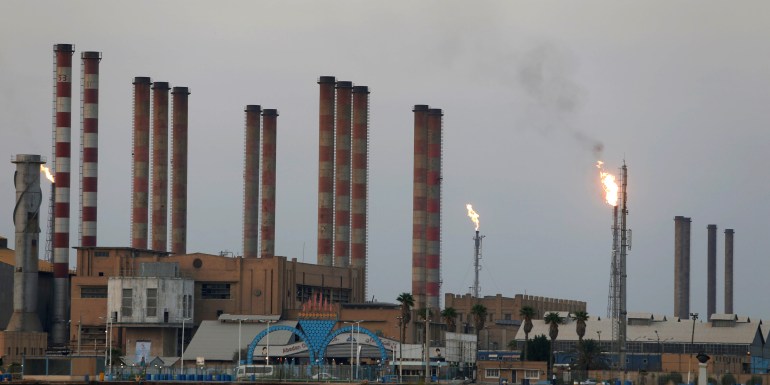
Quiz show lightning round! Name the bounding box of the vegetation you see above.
[441,307,457,333]
[747,375,763,385]
[470,304,488,345]
[657,373,683,385]
[519,306,536,361]
[396,292,414,347]
[721,373,737,385]
[527,334,551,362]
[571,310,589,342]
[573,339,607,371]
[544,312,563,374]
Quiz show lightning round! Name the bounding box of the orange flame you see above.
[596,161,618,206]
[466,204,480,231]
[40,165,55,183]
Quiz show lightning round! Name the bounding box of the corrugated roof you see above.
[711,314,738,321]
[183,319,298,362]
[0,247,55,272]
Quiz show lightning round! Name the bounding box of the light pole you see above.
[425,316,432,383]
[343,320,364,381]
[687,313,698,385]
[237,319,247,367]
[396,316,404,383]
[99,315,112,377]
[258,319,273,365]
[180,317,192,375]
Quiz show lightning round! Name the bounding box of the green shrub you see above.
[721,373,736,385]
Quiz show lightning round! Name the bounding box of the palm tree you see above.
[544,312,564,377]
[571,310,589,342]
[574,339,607,372]
[470,304,488,348]
[519,306,536,361]
[396,293,414,346]
[441,307,458,333]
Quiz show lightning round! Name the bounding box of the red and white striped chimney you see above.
[260,109,279,258]
[243,105,262,258]
[52,43,74,346]
[317,76,336,266]
[333,81,353,267]
[79,51,101,248]
[151,82,170,252]
[411,105,429,310]
[171,87,190,255]
[351,86,369,293]
[131,77,152,249]
[425,108,443,311]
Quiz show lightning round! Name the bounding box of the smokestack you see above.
[333,81,353,267]
[674,216,692,319]
[79,51,101,248]
[707,224,717,320]
[52,43,74,346]
[151,82,170,252]
[724,229,734,313]
[131,77,152,249]
[243,105,261,258]
[411,105,429,310]
[425,108,443,311]
[6,154,45,332]
[351,86,369,293]
[260,109,279,258]
[170,87,190,255]
[317,76,336,266]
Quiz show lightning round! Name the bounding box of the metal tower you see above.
[606,163,630,370]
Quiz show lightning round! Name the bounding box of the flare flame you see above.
[596,161,618,207]
[465,204,480,231]
[40,165,55,183]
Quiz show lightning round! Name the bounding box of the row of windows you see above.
[201,283,231,299]
[81,286,107,298]
[7,346,44,356]
[296,285,351,303]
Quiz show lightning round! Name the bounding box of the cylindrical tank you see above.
[131,77,152,249]
[80,51,101,247]
[351,85,370,293]
[53,43,75,345]
[151,82,170,252]
[317,76,336,266]
[333,81,353,267]
[171,87,190,255]
[260,109,279,258]
[411,105,429,309]
[243,105,262,258]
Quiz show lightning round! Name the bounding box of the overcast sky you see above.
[2,1,769,321]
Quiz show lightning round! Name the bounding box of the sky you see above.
[1,1,770,320]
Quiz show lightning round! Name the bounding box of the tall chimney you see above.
[52,43,74,345]
[171,87,190,255]
[260,109,279,258]
[411,105,429,310]
[707,224,717,320]
[79,51,101,248]
[425,108,443,311]
[131,77,152,249]
[724,229,734,313]
[7,154,45,332]
[243,105,261,258]
[683,217,691,317]
[151,82,170,252]
[674,216,689,318]
[317,76,336,266]
[351,86,369,293]
[333,81,353,267]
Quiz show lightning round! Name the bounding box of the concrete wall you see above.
[107,276,194,324]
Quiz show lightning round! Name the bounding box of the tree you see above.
[571,311,589,342]
[519,306,536,361]
[527,334,551,362]
[574,339,607,372]
[470,304,488,347]
[396,292,414,346]
[544,312,564,376]
[441,307,458,333]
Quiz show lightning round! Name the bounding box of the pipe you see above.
[131,77,152,249]
[53,43,74,346]
[260,109,279,258]
[7,154,45,332]
[171,87,190,255]
[333,81,353,267]
[317,76,336,266]
[351,86,369,294]
[425,108,443,311]
[151,82,170,252]
[724,229,734,314]
[707,224,717,320]
[243,105,262,258]
[411,105,429,310]
[79,51,101,248]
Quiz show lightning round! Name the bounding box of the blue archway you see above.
[318,326,388,364]
[246,325,314,364]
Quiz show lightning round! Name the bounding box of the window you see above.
[485,369,499,378]
[146,288,158,317]
[201,283,231,299]
[95,251,109,257]
[489,313,494,322]
[121,288,133,317]
[524,370,540,379]
[81,286,107,298]
[181,294,193,317]
[504,313,511,320]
